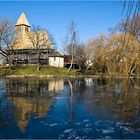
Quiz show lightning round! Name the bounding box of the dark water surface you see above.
[0,77,140,139]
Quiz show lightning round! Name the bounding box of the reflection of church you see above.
[6,78,64,131]
[48,79,64,92]
[6,78,64,96]
[7,97,52,132]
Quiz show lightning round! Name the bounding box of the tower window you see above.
[17,26,21,32]
[25,27,29,32]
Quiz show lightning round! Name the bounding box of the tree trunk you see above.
[129,63,137,76]
[106,62,111,76]
[68,53,74,72]
[78,65,81,71]
[37,52,40,71]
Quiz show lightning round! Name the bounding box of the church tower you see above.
[15,12,30,40]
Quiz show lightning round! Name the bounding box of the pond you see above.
[0,77,140,139]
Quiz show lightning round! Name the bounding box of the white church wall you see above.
[48,79,64,92]
[49,57,64,68]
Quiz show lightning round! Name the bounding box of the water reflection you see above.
[0,77,140,139]
[6,78,64,96]
[5,78,64,132]
[73,78,140,120]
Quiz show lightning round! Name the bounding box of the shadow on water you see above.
[0,77,140,139]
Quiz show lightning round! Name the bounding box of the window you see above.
[25,27,29,32]
[54,57,56,61]
[17,26,21,32]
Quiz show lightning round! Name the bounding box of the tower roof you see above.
[16,12,30,27]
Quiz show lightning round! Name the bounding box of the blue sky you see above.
[0,1,124,51]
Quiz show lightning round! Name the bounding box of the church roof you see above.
[16,12,30,27]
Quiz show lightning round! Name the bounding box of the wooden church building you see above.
[6,12,64,67]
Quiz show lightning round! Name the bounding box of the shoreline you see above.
[5,74,140,79]
[0,66,140,79]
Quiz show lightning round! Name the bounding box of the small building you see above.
[64,55,78,69]
[6,12,64,67]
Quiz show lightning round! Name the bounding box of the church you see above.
[6,12,64,67]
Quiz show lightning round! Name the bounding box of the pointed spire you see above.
[16,12,30,27]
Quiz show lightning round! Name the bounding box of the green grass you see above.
[0,66,80,76]
[0,67,11,76]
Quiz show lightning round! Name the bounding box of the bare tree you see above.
[0,18,18,67]
[73,43,86,70]
[123,1,140,20]
[118,14,140,42]
[122,1,140,41]
[65,21,79,72]
[84,34,109,73]
[28,25,54,70]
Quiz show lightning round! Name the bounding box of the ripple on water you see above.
[63,129,73,133]
[49,123,58,127]
[120,126,134,134]
[102,128,114,134]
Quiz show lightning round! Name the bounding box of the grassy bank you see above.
[0,66,138,78]
[0,66,80,77]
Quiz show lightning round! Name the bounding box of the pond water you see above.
[0,77,140,139]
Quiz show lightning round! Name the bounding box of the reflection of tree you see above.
[117,78,140,119]
[74,78,86,93]
[4,77,140,132]
[108,78,140,118]
[66,78,89,126]
[68,78,73,97]
[108,78,140,120]
[66,78,140,122]
[5,78,64,132]
[76,78,140,121]
[67,78,75,127]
